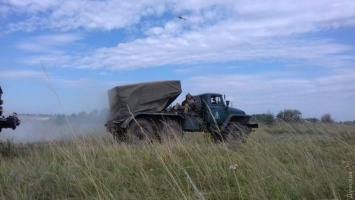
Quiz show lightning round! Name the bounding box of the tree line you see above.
[19,108,354,126]
[251,109,355,126]
[20,108,110,125]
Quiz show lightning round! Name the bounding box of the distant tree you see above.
[262,112,275,126]
[276,109,302,122]
[69,113,77,119]
[89,109,99,119]
[55,114,66,125]
[321,114,334,123]
[251,112,275,126]
[78,111,87,118]
[251,114,262,122]
[304,118,320,123]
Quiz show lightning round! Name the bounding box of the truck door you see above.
[206,95,227,125]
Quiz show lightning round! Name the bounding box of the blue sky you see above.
[0,0,354,121]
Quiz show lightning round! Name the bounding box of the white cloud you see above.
[42,36,351,71]
[16,33,83,53]
[0,70,46,80]
[4,0,355,32]
[36,34,83,45]
[5,0,353,70]
[0,5,10,18]
[4,0,354,72]
[5,0,169,31]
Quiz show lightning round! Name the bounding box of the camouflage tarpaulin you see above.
[107,80,182,123]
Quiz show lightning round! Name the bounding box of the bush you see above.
[276,109,302,123]
[251,112,275,126]
[321,114,334,123]
[304,118,320,123]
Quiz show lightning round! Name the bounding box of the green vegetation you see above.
[321,113,335,123]
[276,109,302,122]
[1,122,355,199]
[253,110,346,125]
[251,112,276,126]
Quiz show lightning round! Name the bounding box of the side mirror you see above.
[225,100,230,109]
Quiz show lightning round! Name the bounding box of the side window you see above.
[211,96,223,105]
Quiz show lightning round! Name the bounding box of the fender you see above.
[220,114,253,132]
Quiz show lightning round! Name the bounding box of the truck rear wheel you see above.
[159,120,183,143]
[226,122,249,143]
[107,124,127,142]
[127,119,155,143]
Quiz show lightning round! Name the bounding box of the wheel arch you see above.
[221,115,252,131]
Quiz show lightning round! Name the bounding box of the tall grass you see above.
[1,122,354,199]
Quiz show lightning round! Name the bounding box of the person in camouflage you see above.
[174,93,195,113]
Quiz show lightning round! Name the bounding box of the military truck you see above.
[0,86,21,132]
[105,80,257,143]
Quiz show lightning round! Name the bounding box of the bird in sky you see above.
[178,16,187,20]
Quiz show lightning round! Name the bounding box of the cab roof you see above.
[197,93,222,97]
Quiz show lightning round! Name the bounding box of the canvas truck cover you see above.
[107,80,182,123]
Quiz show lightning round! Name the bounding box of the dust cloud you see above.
[0,114,111,143]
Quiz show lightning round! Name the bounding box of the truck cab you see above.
[183,93,257,139]
[0,86,21,132]
[200,93,230,125]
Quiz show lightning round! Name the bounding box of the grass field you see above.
[1,121,355,199]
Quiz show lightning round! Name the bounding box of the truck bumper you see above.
[247,123,258,128]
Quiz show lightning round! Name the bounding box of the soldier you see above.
[174,93,195,113]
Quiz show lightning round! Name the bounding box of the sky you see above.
[0,0,354,121]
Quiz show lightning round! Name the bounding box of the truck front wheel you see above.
[225,122,249,143]
[127,119,155,143]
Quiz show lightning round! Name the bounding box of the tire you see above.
[226,122,249,143]
[193,96,202,116]
[127,119,155,143]
[209,123,224,142]
[159,120,183,143]
[107,124,127,142]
